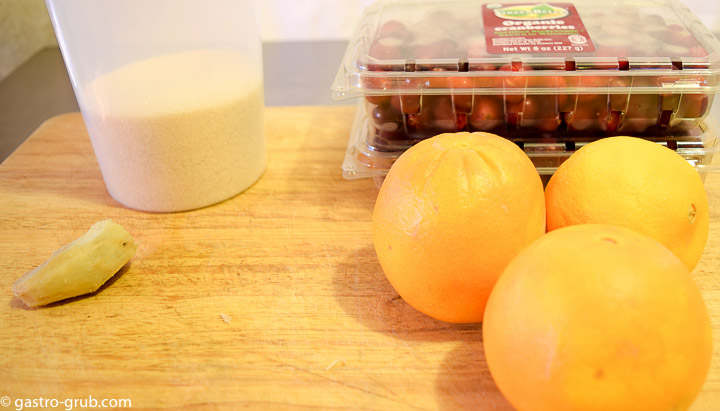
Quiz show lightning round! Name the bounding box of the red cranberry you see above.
[469,97,504,132]
[367,37,404,64]
[417,95,459,134]
[451,77,475,113]
[520,95,560,132]
[678,94,709,118]
[567,98,609,132]
[378,20,409,40]
[499,63,530,104]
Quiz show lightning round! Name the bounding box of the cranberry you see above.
[606,111,622,132]
[425,72,453,89]
[362,76,391,105]
[399,94,421,114]
[619,94,659,133]
[395,77,424,114]
[371,109,408,147]
[451,77,475,113]
[378,20,409,40]
[473,72,503,90]
[677,94,709,118]
[469,96,504,132]
[626,94,659,117]
[416,95,461,135]
[520,95,560,132]
[369,104,403,133]
[574,76,611,105]
[567,98,609,132]
[662,31,699,49]
[689,46,708,57]
[526,75,568,109]
[499,63,530,104]
[365,94,389,106]
[367,37,404,63]
[389,95,402,112]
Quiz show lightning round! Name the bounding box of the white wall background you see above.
[684,0,720,34]
[0,0,57,79]
[252,0,376,42]
[1,0,720,80]
[251,0,719,41]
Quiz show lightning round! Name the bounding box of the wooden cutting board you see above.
[0,106,719,410]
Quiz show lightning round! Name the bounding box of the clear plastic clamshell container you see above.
[332,0,720,174]
[342,100,720,187]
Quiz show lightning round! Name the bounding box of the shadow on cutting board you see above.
[435,341,513,410]
[333,245,513,408]
[333,245,482,343]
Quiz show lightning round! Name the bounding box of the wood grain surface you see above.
[0,106,719,410]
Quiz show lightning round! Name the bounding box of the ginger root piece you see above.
[12,220,137,307]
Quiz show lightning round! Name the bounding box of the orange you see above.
[372,132,545,323]
[545,136,709,271]
[483,224,712,411]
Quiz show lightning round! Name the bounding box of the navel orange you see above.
[545,136,709,270]
[372,132,545,323]
[483,224,712,411]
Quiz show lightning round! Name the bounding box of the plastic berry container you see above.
[332,0,720,153]
[342,101,720,188]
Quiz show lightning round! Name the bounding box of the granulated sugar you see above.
[81,49,266,212]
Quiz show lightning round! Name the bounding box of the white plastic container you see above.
[46,0,266,212]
